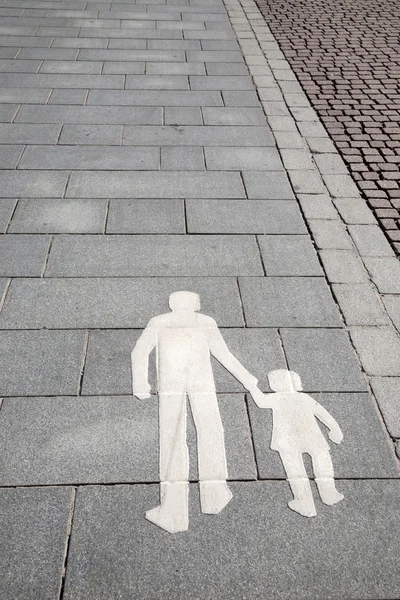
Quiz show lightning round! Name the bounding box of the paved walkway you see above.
[0,0,399,598]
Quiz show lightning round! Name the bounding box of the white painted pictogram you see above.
[251,369,344,518]
[131,291,258,533]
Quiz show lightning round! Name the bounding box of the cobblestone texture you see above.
[255,0,400,254]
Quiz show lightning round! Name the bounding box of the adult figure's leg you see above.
[189,391,232,514]
[311,447,344,506]
[279,450,317,517]
[146,392,189,533]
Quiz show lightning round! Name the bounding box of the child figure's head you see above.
[268,369,302,393]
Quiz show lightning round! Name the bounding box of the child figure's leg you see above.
[311,447,344,506]
[279,451,317,518]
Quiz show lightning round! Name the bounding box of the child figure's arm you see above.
[250,387,276,409]
[312,400,343,443]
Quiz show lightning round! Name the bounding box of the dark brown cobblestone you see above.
[256,0,400,254]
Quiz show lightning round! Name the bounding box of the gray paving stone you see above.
[0,144,23,168]
[314,153,348,174]
[40,60,103,74]
[107,199,184,233]
[102,61,146,74]
[0,58,42,72]
[0,87,51,104]
[0,73,124,89]
[146,61,205,75]
[239,277,342,327]
[59,124,123,145]
[363,257,400,294]
[0,487,73,600]
[0,170,68,199]
[107,39,147,49]
[248,392,399,479]
[0,104,19,122]
[0,330,85,395]
[280,328,367,392]
[79,48,184,61]
[184,30,235,40]
[0,199,17,232]
[309,219,353,250]
[289,169,326,194]
[186,199,306,234]
[320,250,369,284]
[45,235,263,277]
[205,146,282,170]
[20,145,160,170]
[383,295,400,332]
[280,148,314,170]
[201,40,239,50]
[205,62,248,75]
[189,75,253,90]
[258,235,323,276]
[307,136,337,153]
[0,35,53,47]
[161,146,204,170]
[332,284,389,326]
[9,199,107,233]
[0,234,50,276]
[222,90,259,106]
[49,89,88,105]
[350,327,400,377]
[17,47,79,60]
[147,39,201,50]
[52,37,109,48]
[0,278,8,301]
[164,106,202,125]
[123,125,274,146]
[202,106,266,125]
[323,173,360,198]
[0,124,61,144]
[242,171,295,199]
[66,171,245,198]
[333,197,376,225]
[87,89,223,106]
[0,25,38,36]
[0,277,244,329]
[16,105,162,125]
[371,377,400,437]
[155,20,205,31]
[348,224,395,257]
[79,27,182,39]
[273,130,305,148]
[0,394,256,484]
[0,48,20,59]
[297,194,339,220]
[0,16,69,26]
[63,480,400,600]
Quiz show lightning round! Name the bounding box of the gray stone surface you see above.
[0,170,68,198]
[0,487,73,600]
[320,249,369,283]
[348,224,395,257]
[371,377,400,437]
[322,173,360,198]
[363,257,400,294]
[0,330,85,395]
[0,198,17,232]
[0,123,61,144]
[186,199,306,233]
[123,125,274,146]
[107,199,185,233]
[0,144,23,168]
[297,194,339,220]
[164,106,202,125]
[49,88,88,104]
[332,284,389,326]
[87,89,224,106]
[45,235,263,277]
[0,394,256,485]
[59,124,123,145]
[333,197,377,225]
[309,219,353,250]
[382,295,400,332]
[280,328,367,392]
[248,393,399,478]
[0,278,244,329]
[63,481,400,600]
[258,235,323,276]
[16,105,162,125]
[0,234,50,276]
[161,146,204,170]
[239,277,342,327]
[202,106,266,125]
[350,327,400,376]
[66,171,245,198]
[82,327,286,396]
[205,146,283,170]
[9,199,107,234]
[242,171,295,199]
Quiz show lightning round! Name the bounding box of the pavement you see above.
[0,0,399,598]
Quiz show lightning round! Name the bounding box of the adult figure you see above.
[131,291,258,533]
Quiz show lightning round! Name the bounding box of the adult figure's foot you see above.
[145,482,189,534]
[200,481,233,514]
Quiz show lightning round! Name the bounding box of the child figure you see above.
[251,369,344,518]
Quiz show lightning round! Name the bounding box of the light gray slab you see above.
[40,60,103,74]
[66,171,245,198]
[0,73,124,89]
[0,88,51,104]
[0,59,41,72]
[205,146,283,170]
[320,249,369,284]
[146,61,205,75]
[19,145,159,170]
[59,124,123,145]
[280,328,367,392]
[0,144,23,168]
[202,106,266,125]
[17,47,78,60]
[383,295,400,331]
[87,90,223,106]
[63,481,400,600]
[82,328,285,396]
[205,62,248,75]
[364,257,400,294]
[257,235,323,276]
[16,105,162,125]
[248,393,399,479]
[0,104,19,122]
[52,37,109,48]
[0,124,61,144]
[79,48,183,61]
[0,199,17,232]
[187,50,243,62]
[147,40,201,50]
[9,199,107,233]
[190,75,253,90]
[107,199,185,233]
[45,235,263,277]
[371,377,400,437]
[332,284,389,326]
[0,35,53,47]
[125,75,189,89]
[242,171,295,199]
[78,27,182,39]
[186,199,306,234]
[0,234,50,276]
[49,89,88,105]
[0,277,244,329]
[348,224,395,257]
[0,329,85,395]
[123,125,274,146]
[350,327,400,376]
[161,146,204,170]
[0,487,73,600]
[164,106,202,125]
[102,61,146,74]
[0,394,256,485]
[239,277,342,328]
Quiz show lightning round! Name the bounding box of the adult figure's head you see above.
[169,291,200,313]
[268,369,302,393]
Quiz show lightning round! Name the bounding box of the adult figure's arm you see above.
[131,320,158,399]
[207,324,258,391]
[311,397,343,444]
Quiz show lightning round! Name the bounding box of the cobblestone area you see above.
[255,0,400,254]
